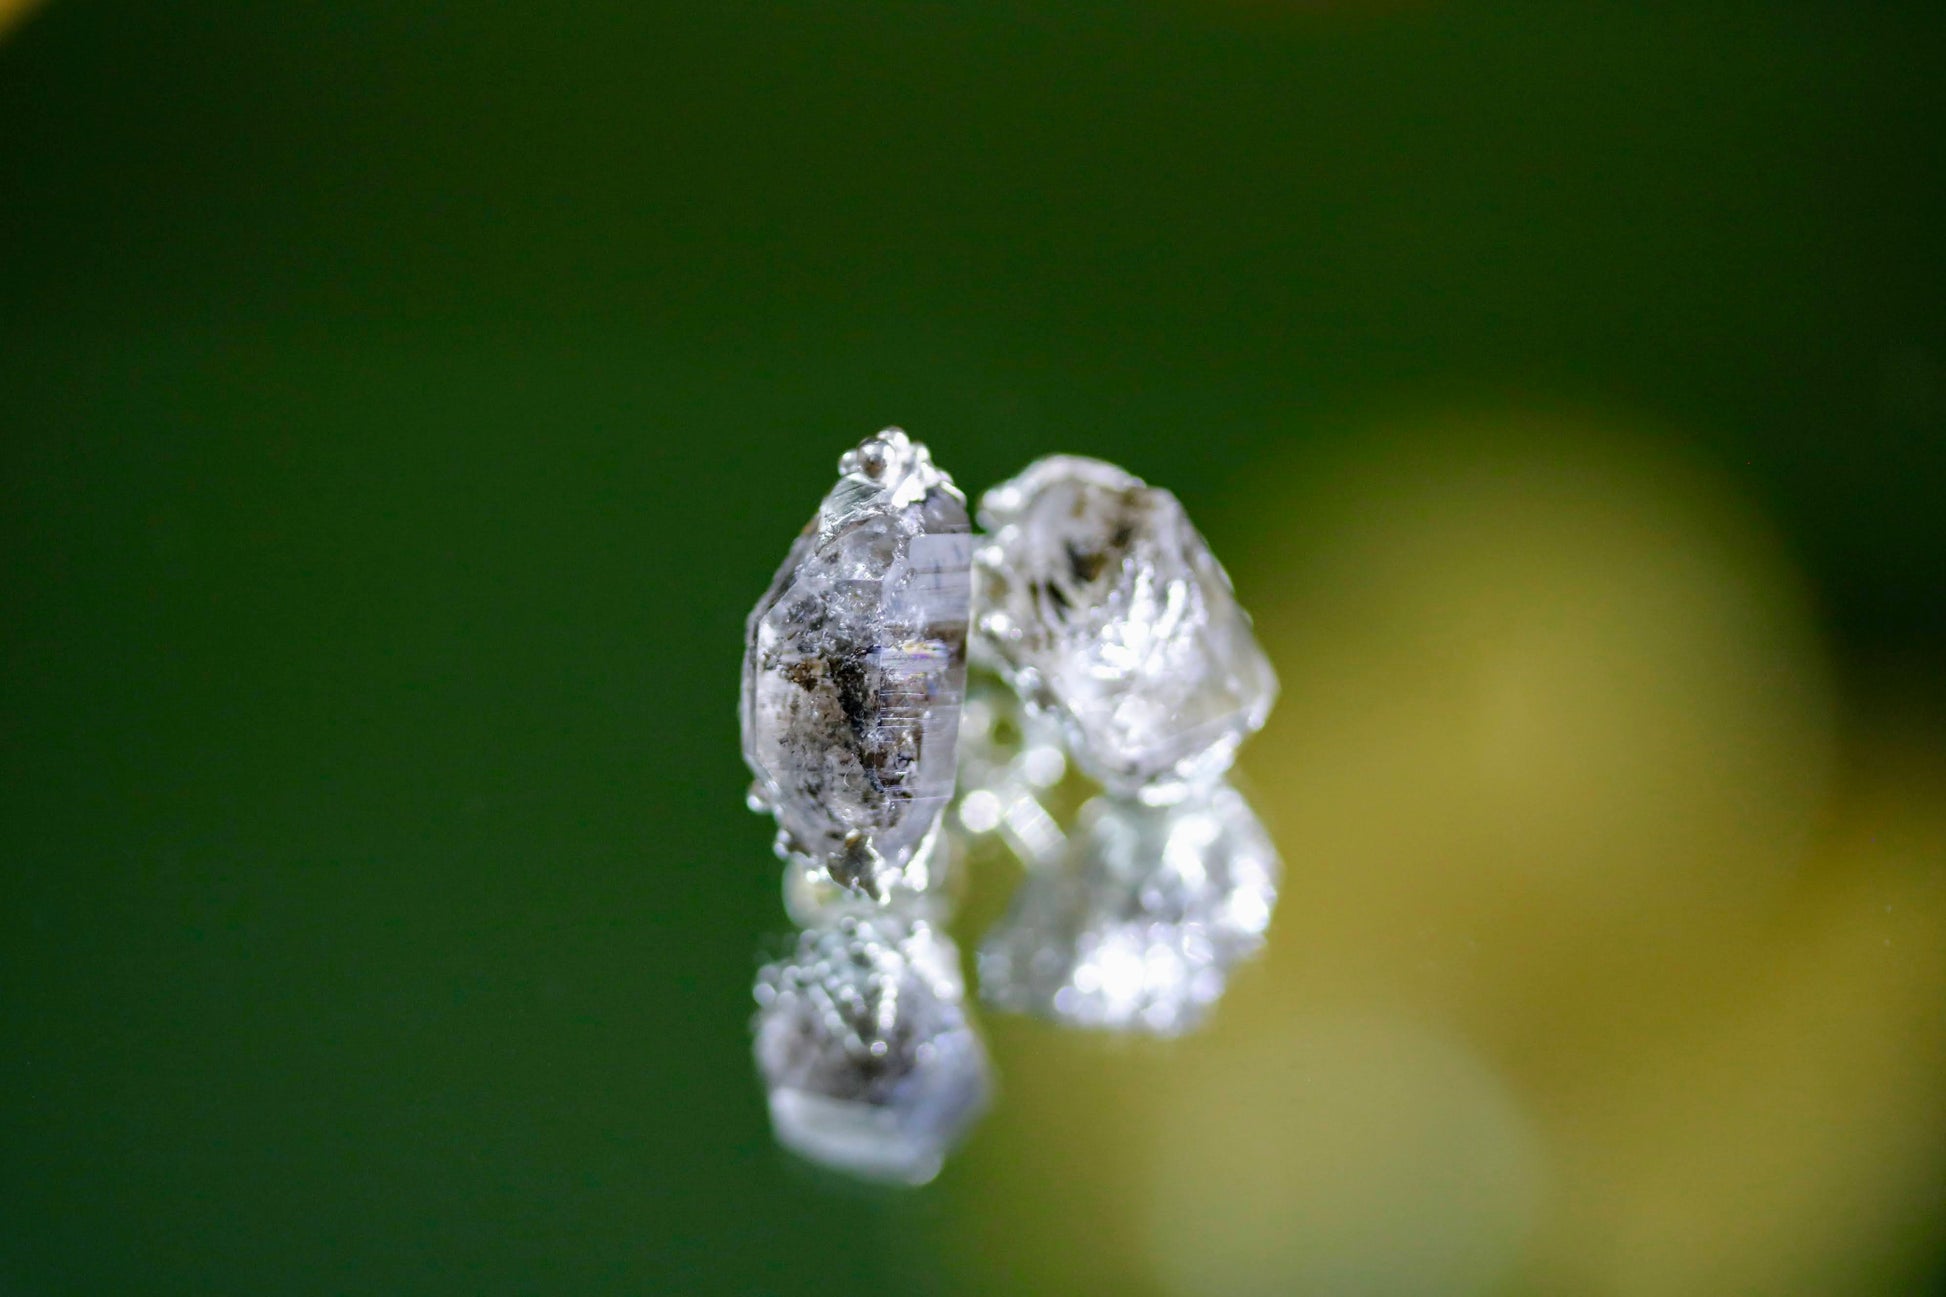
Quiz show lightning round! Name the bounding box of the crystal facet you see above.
[977,784,1279,1036]
[754,916,990,1185]
[743,430,973,897]
[971,456,1277,799]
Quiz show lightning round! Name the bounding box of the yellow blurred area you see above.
[946,412,1946,1296]
[0,0,40,39]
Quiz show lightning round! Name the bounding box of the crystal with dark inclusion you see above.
[743,430,973,897]
[977,784,1280,1036]
[753,916,991,1185]
[971,456,1277,800]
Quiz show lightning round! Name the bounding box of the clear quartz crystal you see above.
[743,429,973,897]
[977,784,1280,1036]
[753,916,990,1185]
[971,455,1276,800]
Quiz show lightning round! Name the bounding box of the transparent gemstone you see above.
[971,455,1276,799]
[977,784,1280,1036]
[743,429,973,897]
[753,916,990,1185]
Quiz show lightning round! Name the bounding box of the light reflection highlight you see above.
[978,784,1280,1036]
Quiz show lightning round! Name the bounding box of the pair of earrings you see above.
[741,428,1279,1184]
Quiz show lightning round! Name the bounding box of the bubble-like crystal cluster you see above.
[971,455,1277,800]
[742,429,973,897]
[753,916,991,1185]
[977,785,1280,1036]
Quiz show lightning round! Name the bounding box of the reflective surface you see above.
[2,2,1943,1294]
[753,917,990,1186]
[979,785,1280,1035]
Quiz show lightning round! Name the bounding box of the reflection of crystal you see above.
[754,916,990,1185]
[971,456,1276,800]
[951,670,1069,868]
[978,785,1279,1036]
[742,430,972,897]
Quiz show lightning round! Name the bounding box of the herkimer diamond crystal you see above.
[971,455,1276,799]
[742,430,972,897]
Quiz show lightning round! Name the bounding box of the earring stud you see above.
[743,430,1281,1183]
[971,455,1277,802]
[741,428,974,901]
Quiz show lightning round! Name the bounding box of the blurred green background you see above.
[3,2,1943,1294]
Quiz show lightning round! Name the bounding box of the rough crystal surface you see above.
[743,430,972,896]
[753,916,990,1185]
[977,784,1279,1036]
[971,455,1277,799]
